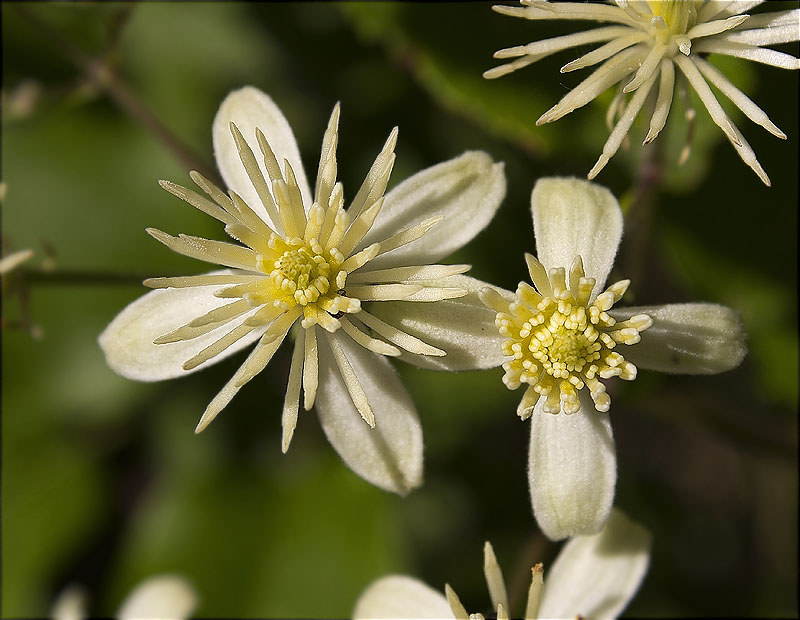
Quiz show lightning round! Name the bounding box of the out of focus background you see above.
[2,2,797,617]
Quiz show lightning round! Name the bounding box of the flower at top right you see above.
[485,1,800,185]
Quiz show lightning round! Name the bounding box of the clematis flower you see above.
[353,508,651,620]
[99,87,506,495]
[51,574,197,620]
[479,177,746,540]
[485,0,800,185]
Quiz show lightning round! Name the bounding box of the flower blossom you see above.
[485,1,800,185]
[100,87,506,495]
[51,574,197,620]
[353,508,651,620]
[479,177,747,540]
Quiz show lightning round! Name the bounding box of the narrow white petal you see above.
[194,326,290,433]
[483,542,509,613]
[360,152,505,269]
[589,71,657,178]
[282,330,305,453]
[721,9,800,45]
[303,325,319,410]
[693,56,786,138]
[367,275,513,371]
[531,177,623,294]
[315,333,423,495]
[693,39,800,69]
[609,303,746,374]
[353,576,454,619]
[529,392,616,541]
[538,509,651,620]
[117,575,197,620]
[99,272,264,381]
[0,248,34,274]
[212,86,312,227]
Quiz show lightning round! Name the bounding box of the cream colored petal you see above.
[538,509,651,620]
[51,585,86,620]
[359,151,505,270]
[99,271,264,381]
[353,575,454,619]
[531,177,623,293]
[367,275,514,371]
[212,86,312,227]
[609,303,747,374]
[315,333,423,495]
[117,575,197,620]
[529,392,616,541]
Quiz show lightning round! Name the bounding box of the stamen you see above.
[482,254,651,414]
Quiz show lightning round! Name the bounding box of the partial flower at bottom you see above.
[353,508,651,620]
[485,1,800,185]
[99,86,507,495]
[479,177,747,540]
[51,574,197,620]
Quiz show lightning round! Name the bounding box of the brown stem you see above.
[10,4,221,185]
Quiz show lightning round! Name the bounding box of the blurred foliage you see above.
[2,2,797,618]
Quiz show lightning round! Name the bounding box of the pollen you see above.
[482,254,652,417]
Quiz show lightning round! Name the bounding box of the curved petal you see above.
[609,303,747,374]
[315,332,423,495]
[529,392,617,541]
[212,86,312,226]
[538,509,651,620]
[360,151,506,270]
[51,585,86,620]
[531,177,622,294]
[367,275,512,371]
[99,271,264,381]
[353,575,454,619]
[117,575,198,620]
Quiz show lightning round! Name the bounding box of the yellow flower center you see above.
[272,244,333,306]
[486,255,652,416]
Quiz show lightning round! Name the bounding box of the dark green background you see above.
[2,2,797,617]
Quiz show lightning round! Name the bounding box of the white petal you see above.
[528,392,616,541]
[212,86,312,226]
[367,275,513,371]
[359,152,506,269]
[353,575,454,619]
[315,333,423,494]
[538,509,651,620]
[117,575,198,620]
[99,271,264,381]
[531,177,622,293]
[609,303,747,374]
[51,586,86,620]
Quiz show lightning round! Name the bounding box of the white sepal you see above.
[315,333,423,495]
[609,303,747,374]
[212,86,312,227]
[98,271,263,381]
[117,575,197,620]
[352,575,454,619]
[528,391,616,541]
[360,151,506,269]
[368,275,513,371]
[531,177,623,295]
[538,509,651,620]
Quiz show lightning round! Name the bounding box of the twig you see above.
[10,4,221,185]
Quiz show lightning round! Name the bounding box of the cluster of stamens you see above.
[482,254,652,417]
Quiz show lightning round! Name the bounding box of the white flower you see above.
[99,86,506,495]
[353,508,651,620]
[51,574,197,620]
[0,248,34,275]
[485,1,800,185]
[479,177,747,540]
